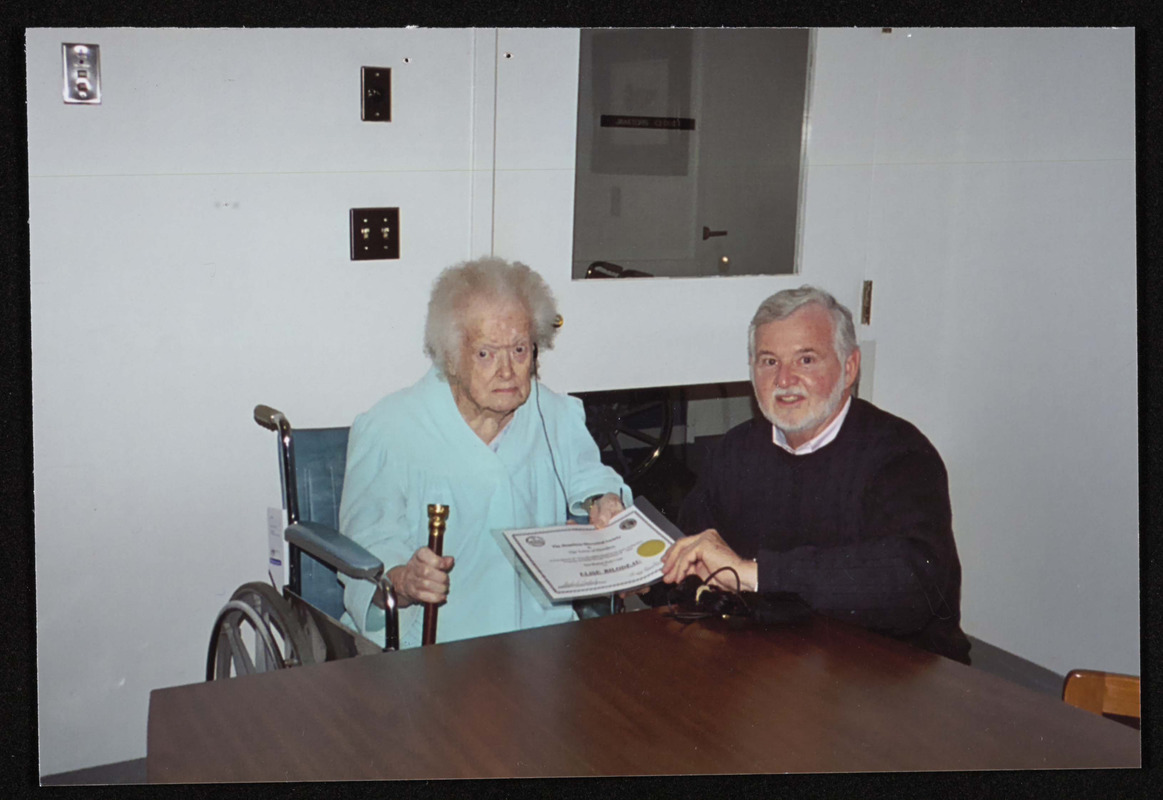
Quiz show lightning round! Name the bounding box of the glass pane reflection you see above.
[572,28,812,280]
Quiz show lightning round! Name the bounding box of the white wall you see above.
[29,27,484,776]
[811,28,1137,675]
[29,27,1136,775]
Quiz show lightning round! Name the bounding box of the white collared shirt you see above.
[772,397,852,455]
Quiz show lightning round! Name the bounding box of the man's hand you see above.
[660,529,757,592]
[381,546,455,608]
[587,493,625,529]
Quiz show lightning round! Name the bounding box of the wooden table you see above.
[147,609,1140,781]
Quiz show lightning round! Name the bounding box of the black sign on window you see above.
[600,115,696,131]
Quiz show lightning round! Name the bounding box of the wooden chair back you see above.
[1062,670,1140,721]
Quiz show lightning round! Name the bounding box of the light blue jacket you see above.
[338,367,630,649]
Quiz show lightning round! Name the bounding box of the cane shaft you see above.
[421,504,449,646]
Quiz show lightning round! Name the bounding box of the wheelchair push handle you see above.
[254,404,286,431]
[254,404,299,524]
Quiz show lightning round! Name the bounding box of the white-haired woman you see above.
[338,257,630,649]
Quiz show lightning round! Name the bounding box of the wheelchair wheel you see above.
[582,388,676,484]
[206,582,317,681]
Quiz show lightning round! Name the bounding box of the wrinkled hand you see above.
[384,546,455,608]
[660,529,757,592]
[587,493,625,529]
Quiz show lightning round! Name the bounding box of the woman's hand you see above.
[587,493,625,529]
[381,546,456,608]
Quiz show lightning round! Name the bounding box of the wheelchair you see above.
[205,405,399,681]
[206,401,648,681]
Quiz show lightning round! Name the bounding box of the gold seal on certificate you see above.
[502,506,676,602]
[636,540,666,558]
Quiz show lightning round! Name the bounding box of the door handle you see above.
[702,226,728,240]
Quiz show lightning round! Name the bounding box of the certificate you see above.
[502,505,676,602]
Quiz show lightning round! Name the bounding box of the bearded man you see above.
[661,286,971,663]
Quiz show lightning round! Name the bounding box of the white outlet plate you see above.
[62,42,101,104]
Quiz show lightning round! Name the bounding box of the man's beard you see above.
[760,372,846,437]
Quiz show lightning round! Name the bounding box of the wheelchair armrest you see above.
[286,521,384,582]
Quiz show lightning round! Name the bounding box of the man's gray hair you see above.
[747,285,857,362]
[424,257,560,378]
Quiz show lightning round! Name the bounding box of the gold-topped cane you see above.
[422,504,450,646]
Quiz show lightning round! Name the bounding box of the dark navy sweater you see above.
[678,398,971,664]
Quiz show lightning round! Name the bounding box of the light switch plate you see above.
[361,66,391,121]
[350,207,400,260]
[62,43,101,104]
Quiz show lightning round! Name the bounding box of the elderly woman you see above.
[338,257,630,649]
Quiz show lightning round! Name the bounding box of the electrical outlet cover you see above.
[62,43,101,104]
